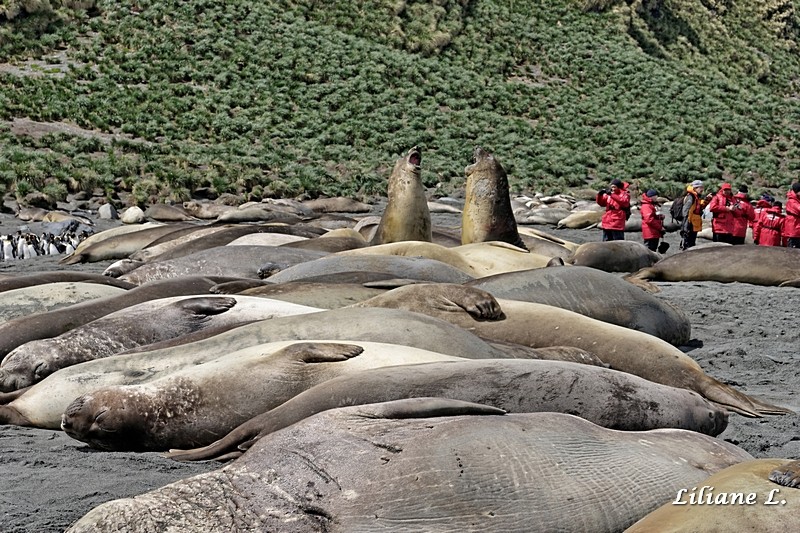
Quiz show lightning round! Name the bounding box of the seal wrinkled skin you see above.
[372,146,431,245]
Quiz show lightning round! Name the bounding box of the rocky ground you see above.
[0,211,797,532]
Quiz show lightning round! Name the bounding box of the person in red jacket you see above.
[757,201,785,247]
[640,189,669,253]
[730,185,755,245]
[707,182,737,244]
[751,193,774,245]
[596,178,630,241]
[784,183,800,248]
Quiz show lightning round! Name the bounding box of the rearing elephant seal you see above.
[371,146,432,245]
[461,146,526,249]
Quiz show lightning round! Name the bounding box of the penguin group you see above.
[0,230,89,261]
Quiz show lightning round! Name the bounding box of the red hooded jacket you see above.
[758,206,784,247]
[784,190,800,239]
[640,193,664,240]
[708,188,736,235]
[730,193,755,239]
[596,189,630,231]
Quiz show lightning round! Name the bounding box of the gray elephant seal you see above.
[0,272,134,293]
[0,295,319,392]
[0,282,129,324]
[68,399,751,533]
[61,341,465,451]
[371,146,431,244]
[461,146,526,249]
[567,241,661,272]
[166,358,728,462]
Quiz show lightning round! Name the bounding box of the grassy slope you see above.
[0,0,799,205]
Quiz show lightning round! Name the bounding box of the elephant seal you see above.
[144,203,198,222]
[166,358,728,462]
[0,275,242,360]
[127,224,233,262]
[371,146,431,244]
[264,254,474,284]
[352,284,791,417]
[0,272,134,293]
[567,241,661,272]
[467,265,691,345]
[0,282,128,324]
[60,223,188,264]
[0,296,319,392]
[557,209,603,229]
[627,245,800,286]
[461,146,526,249]
[61,341,467,451]
[302,197,372,213]
[626,458,799,532]
[119,245,329,284]
[237,282,385,308]
[68,399,752,533]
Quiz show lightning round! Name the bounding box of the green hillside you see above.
[1,0,799,206]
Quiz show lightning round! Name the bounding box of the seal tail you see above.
[699,374,791,417]
[164,429,254,463]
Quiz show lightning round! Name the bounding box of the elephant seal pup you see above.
[467,265,691,345]
[166,358,728,462]
[0,275,242,360]
[0,272,134,293]
[61,341,467,451]
[0,295,320,392]
[264,254,474,284]
[627,244,800,286]
[567,240,661,272]
[626,458,799,532]
[461,146,526,249]
[69,399,751,533]
[0,282,128,324]
[371,146,431,244]
[119,245,328,285]
[353,284,791,417]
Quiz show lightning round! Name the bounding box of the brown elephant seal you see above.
[119,245,329,284]
[302,197,372,213]
[467,265,691,345]
[68,399,751,533]
[0,272,134,293]
[371,146,431,244]
[461,146,526,249]
[627,245,800,286]
[144,203,198,222]
[0,275,242,360]
[352,284,791,417]
[557,209,603,229]
[0,282,129,324]
[567,241,661,272]
[165,357,728,462]
[61,341,467,451]
[0,295,319,392]
[626,458,799,532]
[60,223,190,264]
[237,281,385,308]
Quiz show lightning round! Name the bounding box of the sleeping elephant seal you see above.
[352,284,792,417]
[567,240,661,272]
[0,296,319,392]
[60,223,192,264]
[461,146,526,249]
[0,272,134,294]
[165,357,728,462]
[371,146,431,244]
[627,244,800,286]
[626,458,799,532]
[467,265,691,345]
[61,341,466,451]
[68,399,752,533]
[0,282,129,324]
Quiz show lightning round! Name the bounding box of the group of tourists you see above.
[595,178,800,251]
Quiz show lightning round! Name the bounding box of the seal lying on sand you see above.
[67,399,752,533]
[626,458,799,532]
[371,146,431,244]
[165,358,728,462]
[0,282,129,324]
[627,245,800,286]
[0,296,319,392]
[352,284,792,417]
[461,146,526,249]
[567,241,661,272]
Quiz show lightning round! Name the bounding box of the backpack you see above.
[670,195,686,223]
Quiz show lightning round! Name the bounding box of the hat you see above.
[610,179,623,187]
[738,184,749,193]
[721,182,732,190]
[645,189,658,197]
[792,183,800,194]
[691,180,703,188]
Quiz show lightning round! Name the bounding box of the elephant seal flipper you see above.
[349,397,507,419]
[278,342,364,363]
[178,297,237,316]
[352,283,503,320]
[768,459,800,488]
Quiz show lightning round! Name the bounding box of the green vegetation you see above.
[1,0,799,205]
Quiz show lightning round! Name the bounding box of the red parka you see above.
[784,190,800,239]
[640,193,664,240]
[596,189,630,231]
[708,190,736,235]
[758,206,785,247]
[731,193,755,239]
[751,199,772,243]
